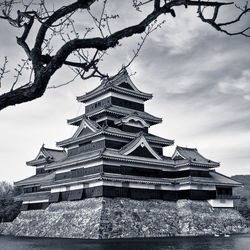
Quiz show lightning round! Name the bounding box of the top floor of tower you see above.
[76,69,153,115]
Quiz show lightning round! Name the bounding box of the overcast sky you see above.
[0,1,250,183]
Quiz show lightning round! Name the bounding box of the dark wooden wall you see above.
[54,164,211,181]
[85,96,144,114]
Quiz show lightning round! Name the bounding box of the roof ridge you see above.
[84,115,102,129]
[102,68,128,84]
[43,147,65,152]
[119,132,144,153]
[177,145,197,151]
[77,69,152,103]
[82,69,128,96]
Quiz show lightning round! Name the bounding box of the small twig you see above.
[0,56,9,88]
[124,19,166,70]
[132,0,153,11]
[88,8,105,38]
[47,72,80,89]
[10,59,29,91]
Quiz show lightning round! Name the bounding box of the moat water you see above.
[0,234,250,250]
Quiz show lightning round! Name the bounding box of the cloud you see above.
[150,7,214,55]
[218,69,250,95]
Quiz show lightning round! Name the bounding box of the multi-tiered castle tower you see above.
[15,70,240,210]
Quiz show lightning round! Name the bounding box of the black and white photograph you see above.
[0,0,250,249]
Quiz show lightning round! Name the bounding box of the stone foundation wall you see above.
[0,198,247,239]
[0,199,103,239]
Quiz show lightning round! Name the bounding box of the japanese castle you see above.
[15,69,241,210]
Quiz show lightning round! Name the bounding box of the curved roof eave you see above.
[77,86,152,103]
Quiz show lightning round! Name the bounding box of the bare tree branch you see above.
[197,1,250,37]
[47,71,80,89]
[0,0,249,111]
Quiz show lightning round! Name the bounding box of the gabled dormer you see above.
[26,145,66,174]
[172,146,220,168]
[117,81,134,90]
[72,115,101,138]
[172,148,186,160]
[115,69,145,94]
[120,133,162,160]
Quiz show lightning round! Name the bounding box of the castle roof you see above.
[67,114,86,126]
[40,171,241,191]
[56,125,173,148]
[172,146,220,168]
[44,145,176,171]
[67,114,101,127]
[67,107,162,126]
[44,149,104,170]
[104,127,173,145]
[119,133,162,160]
[26,145,66,166]
[209,171,242,187]
[102,148,174,166]
[76,69,152,103]
[14,172,55,186]
[71,115,101,138]
[165,172,241,187]
[14,191,50,202]
[88,106,162,125]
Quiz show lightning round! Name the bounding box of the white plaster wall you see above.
[208,199,234,208]
[51,187,67,193]
[23,199,49,204]
[69,184,84,190]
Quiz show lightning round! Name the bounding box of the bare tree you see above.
[0,0,249,111]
